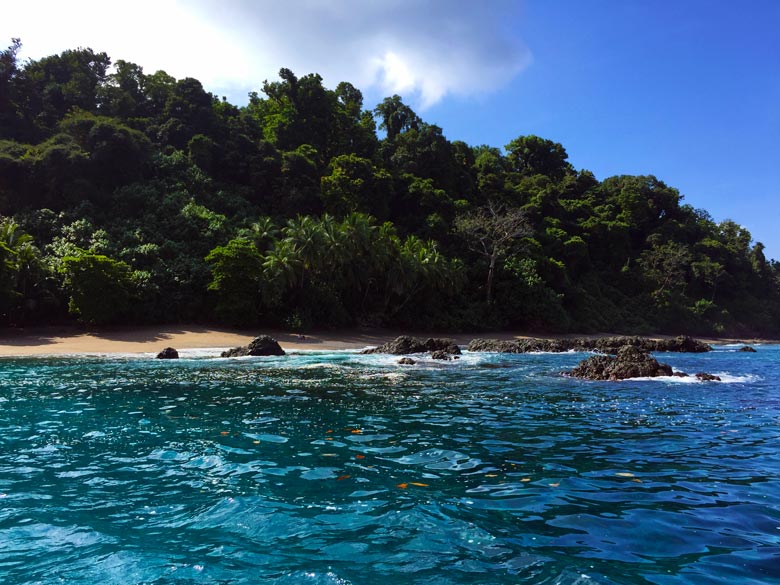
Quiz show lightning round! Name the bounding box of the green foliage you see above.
[205,238,265,326]
[0,47,777,335]
[505,135,572,180]
[59,252,133,325]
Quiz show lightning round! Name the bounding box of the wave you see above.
[625,372,760,384]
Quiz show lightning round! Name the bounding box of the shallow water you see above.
[0,346,779,584]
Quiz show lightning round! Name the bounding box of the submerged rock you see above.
[568,346,673,381]
[695,372,722,381]
[156,347,179,359]
[398,357,416,365]
[430,350,452,360]
[221,335,286,357]
[738,345,757,353]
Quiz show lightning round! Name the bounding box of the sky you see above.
[3,0,780,259]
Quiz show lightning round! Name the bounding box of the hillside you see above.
[1,40,779,335]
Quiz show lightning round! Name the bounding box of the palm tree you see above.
[0,219,43,322]
[243,216,279,252]
[282,215,325,291]
[262,239,302,293]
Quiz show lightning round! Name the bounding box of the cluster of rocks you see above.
[467,335,712,354]
[153,334,739,380]
[567,345,721,382]
[361,335,461,364]
[739,345,757,353]
[155,335,288,359]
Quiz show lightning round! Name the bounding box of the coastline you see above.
[0,325,773,357]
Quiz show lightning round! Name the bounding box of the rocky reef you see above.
[567,345,721,381]
[362,336,461,356]
[467,335,711,354]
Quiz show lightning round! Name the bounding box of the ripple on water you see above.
[0,348,779,583]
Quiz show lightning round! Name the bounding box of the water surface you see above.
[0,346,778,583]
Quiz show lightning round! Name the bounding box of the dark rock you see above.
[695,372,722,381]
[156,347,179,359]
[738,345,757,353]
[221,335,286,357]
[469,335,712,354]
[568,345,673,381]
[655,335,712,353]
[424,338,461,355]
[672,371,689,377]
[362,336,427,355]
[467,339,523,353]
[430,350,452,360]
[398,357,416,365]
[363,336,461,356]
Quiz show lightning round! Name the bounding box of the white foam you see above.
[624,372,760,384]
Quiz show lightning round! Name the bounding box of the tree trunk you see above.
[486,254,497,304]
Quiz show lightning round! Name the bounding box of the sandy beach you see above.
[0,325,514,357]
[0,325,772,357]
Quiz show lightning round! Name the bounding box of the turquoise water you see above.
[1,346,779,584]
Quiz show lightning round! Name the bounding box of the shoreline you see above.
[0,325,774,358]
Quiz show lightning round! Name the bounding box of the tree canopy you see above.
[1,42,778,336]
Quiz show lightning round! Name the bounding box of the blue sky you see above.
[422,1,780,259]
[4,1,779,258]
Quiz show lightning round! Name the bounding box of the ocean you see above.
[0,345,778,584]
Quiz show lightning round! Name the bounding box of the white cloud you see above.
[1,0,530,109]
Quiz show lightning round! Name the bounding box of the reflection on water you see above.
[0,347,778,584]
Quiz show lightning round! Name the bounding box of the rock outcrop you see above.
[363,336,461,356]
[156,347,179,359]
[398,357,416,365]
[467,335,711,354]
[424,338,462,355]
[567,345,722,382]
[738,345,757,353]
[221,335,286,357]
[568,346,673,381]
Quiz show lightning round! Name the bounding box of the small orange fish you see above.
[631,478,643,483]
[220,431,230,436]
[337,475,351,481]
[397,483,408,489]
[351,429,363,434]
[521,478,531,482]
[409,482,429,487]
[355,454,365,459]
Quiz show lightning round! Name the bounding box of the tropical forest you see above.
[1,40,779,336]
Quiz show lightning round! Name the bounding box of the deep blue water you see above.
[0,345,779,584]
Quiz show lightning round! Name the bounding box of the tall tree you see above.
[454,202,530,304]
[505,135,572,180]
